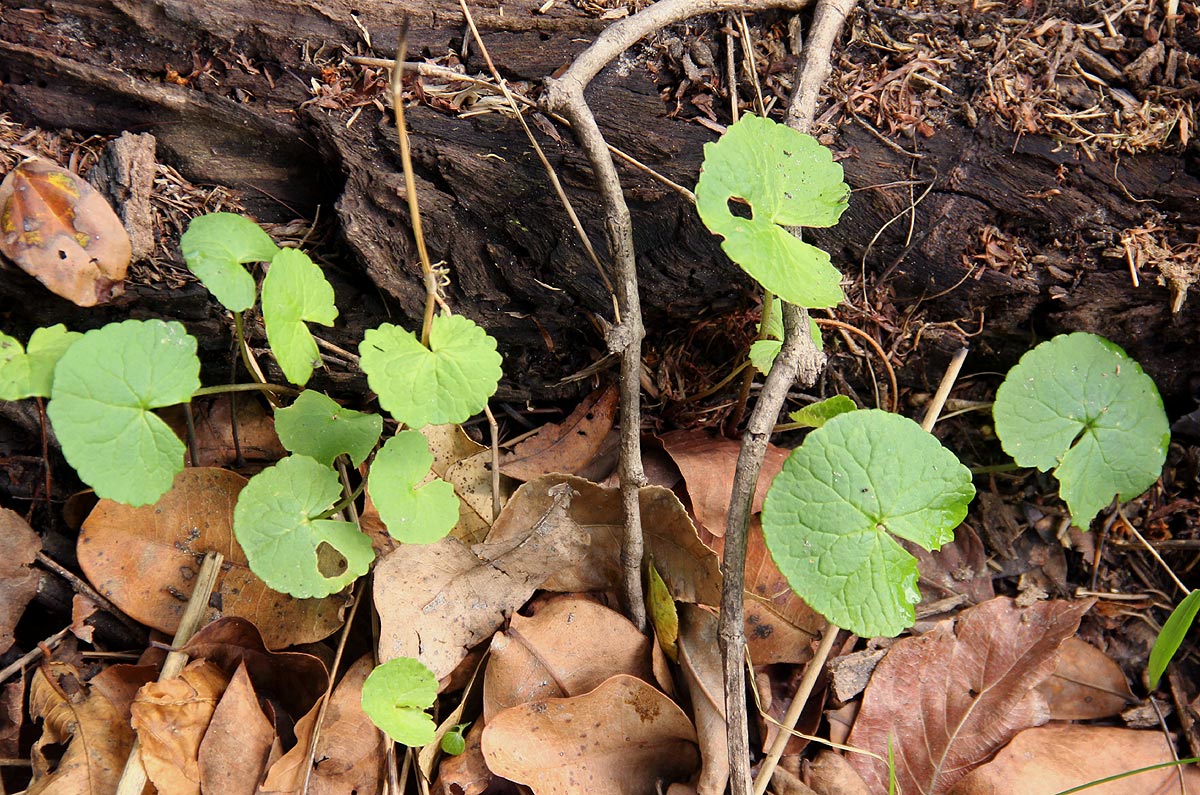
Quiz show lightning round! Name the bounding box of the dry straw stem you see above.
[542,0,815,633]
[715,1,858,791]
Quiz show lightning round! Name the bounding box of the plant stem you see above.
[191,383,298,399]
[318,475,368,520]
[388,23,439,348]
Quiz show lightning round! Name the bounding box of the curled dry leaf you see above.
[422,423,507,544]
[0,507,41,655]
[676,604,728,795]
[79,467,348,649]
[27,661,142,795]
[0,158,130,306]
[657,429,789,536]
[374,481,590,683]
[1035,636,1134,720]
[481,675,700,795]
[948,725,1200,795]
[132,659,231,795]
[482,595,654,722]
[483,475,721,606]
[846,596,1093,795]
[501,384,618,481]
[198,663,277,795]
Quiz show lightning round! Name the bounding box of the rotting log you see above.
[2,0,1199,400]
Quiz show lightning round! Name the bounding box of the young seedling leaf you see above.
[0,324,82,400]
[761,409,975,637]
[993,333,1170,529]
[47,319,199,506]
[261,247,338,386]
[180,212,280,312]
[788,395,857,429]
[368,430,459,544]
[232,455,373,598]
[748,300,823,375]
[1147,589,1200,690]
[275,390,382,467]
[359,314,502,428]
[696,114,849,309]
[361,656,438,747]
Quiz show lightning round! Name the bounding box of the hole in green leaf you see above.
[316,541,349,578]
[726,197,752,220]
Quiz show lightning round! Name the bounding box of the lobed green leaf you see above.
[368,430,459,544]
[787,395,857,429]
[261,248,338,386]
[0,324,82,400]
[275,390,382,467]
[993,333,1170,529]
[180,212,279,312]
[359,314,502,429]
[361,657,438,747]
[761,410,974,637]
[232,455,373,598]
[47,319,199,506]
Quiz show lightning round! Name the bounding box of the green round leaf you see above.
[441,727,468,756]
[180,212,280,312]
[761,409,975,637]
[361,657,438,747]
[262,247,338,387]
[359,314,502,428]
[0,324,82,400]
[275,390,382,467]
[1148,589,1200,690]
[232,455,374,598]
[787,395,857,430]
[368,431,459,544]
[47,319,199,507]
[696,114,849,308]
[993,333,1169,529]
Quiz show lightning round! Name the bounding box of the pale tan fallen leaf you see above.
[483,475,721,605]
[69,594,98,644]
[677,604,727,795]
[132,659,230,795]
[422,423,507,544]
[481,674,700,795]
[199,662,276,795]
[80,468,349,648]
[28,661,140,795]
[1036,636,1134,720]
[501,384,618,481]
[846,597,1093,795]
[482,595,654,722]
[375,481,590,683]
[806,751,871,795]
[0,158,130,306]
[0,507,41,654]
[306,654,385,794]
[948,725,1200,795]
[657,429,789,536]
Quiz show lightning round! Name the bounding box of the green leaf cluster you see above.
[0,324,81,400]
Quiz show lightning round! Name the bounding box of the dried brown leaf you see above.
[0,158,130,306]
[677,604,727,795]
[481,675,700,795]
[132,659,230,795]
[846,597,1093,795]
[483,595,654,722]
[79,468,348,648]
[501,385,618,481]
[198,663,276,795]
[374,481,590,683]
[657,430,789,536]
[0,507,41,654]
[949,725,1200,795]
[1035,636,1134,720]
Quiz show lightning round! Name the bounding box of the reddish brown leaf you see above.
[949,725,1200,795]
[657,430,789,536]
[0,158,130,306]
[0,507,41,654]
[132,659,231,795]
[501,385,618,481]
[79,467,348,648]
[846,597,1093,795]
[0,676,24,759]
[1035,636,1134,720]
[481,675,700,795]
[483,596,654,722]
[198,663,276,795]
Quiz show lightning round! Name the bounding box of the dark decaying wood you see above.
[2,0,1198,400]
